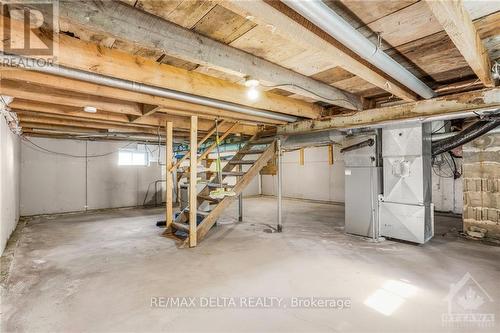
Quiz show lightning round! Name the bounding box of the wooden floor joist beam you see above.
[20,127,192,141]
[16,113,161,134]
[53,0,361,110]
[219,0,419,102]
[1,70,283,124]
[1,16,324,119]
[9,100,258,136]
[1,79,143,116]
[278,88,500,134]
[425,0,495,88]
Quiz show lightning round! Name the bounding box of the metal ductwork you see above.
[283,0,435,99]
[0,54,298,123]
[432,117,500,156]
[280,130,344,149]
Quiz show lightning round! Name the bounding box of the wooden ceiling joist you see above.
[1,69,283,125]
[219,0,419,102]
[278,87,500,134]
[20,129,189,141]
[131,104,162,123]
[10,101,258,136]
[53,0,361,110]
[17,114,160,135]
[1,16,324,119]
[1,80,143,116]
[425,0,495,88]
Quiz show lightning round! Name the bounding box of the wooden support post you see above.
[189,116,198,247]
[328,145,334,165]
[299,148,304,166]
[165,121,173,229]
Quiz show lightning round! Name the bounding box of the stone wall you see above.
[462,132,500,237]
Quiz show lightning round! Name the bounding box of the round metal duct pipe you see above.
[281,130,344,149]
[283,0,435,99]
[1,55,298,123]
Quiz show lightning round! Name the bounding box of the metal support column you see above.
[165,121,173,230]
[238,164,243,222]
[277,138,283,232]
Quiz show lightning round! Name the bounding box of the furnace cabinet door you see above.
[345,167,380,237]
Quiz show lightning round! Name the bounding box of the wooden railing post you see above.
[189,116,198,247]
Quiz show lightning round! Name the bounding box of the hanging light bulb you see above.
[244,76,260,101]
[244,76,260,88]
[247,86,260,101]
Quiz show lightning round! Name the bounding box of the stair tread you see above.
[239,149,267,154]
[228,160,256,165]
[179,170,213,174]
[221,171,245,176]
[198,195,221,202]
[172,221,190,232]
[185,208,211,216]
[207,182,234,188]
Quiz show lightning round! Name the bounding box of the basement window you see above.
[118,149,148,166]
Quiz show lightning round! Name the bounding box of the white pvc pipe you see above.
[283,0,436,99]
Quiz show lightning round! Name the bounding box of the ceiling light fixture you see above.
[244,76,260,88]
[244,76,261,101]
[246,86,260,101]
[83,106,97,113]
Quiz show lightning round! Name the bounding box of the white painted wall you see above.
[20,138,165,215]
[262,146,345,203]
[19,137,461,217]
[262,145,463,213]
[0,117,21,254]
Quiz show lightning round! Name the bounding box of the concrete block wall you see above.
[462,133,500,236]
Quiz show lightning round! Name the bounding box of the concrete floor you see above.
[1,197,499,332]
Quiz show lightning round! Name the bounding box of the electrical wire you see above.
[432,153,461,179]
[432,120,450,134]
[1,95,22,135]
[21,136,136,158]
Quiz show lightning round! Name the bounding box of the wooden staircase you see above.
[168,131,276,247]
